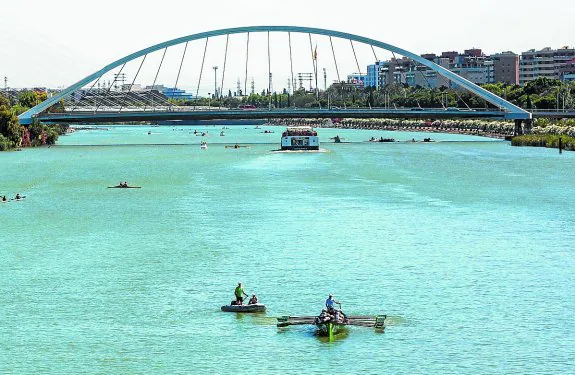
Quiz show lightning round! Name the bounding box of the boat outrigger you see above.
[277,313,386,340]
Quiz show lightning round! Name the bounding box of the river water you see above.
[1,125,574,374]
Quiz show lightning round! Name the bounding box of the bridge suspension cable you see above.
[288,32,294,97]
[220,34,229,108]
[244,32,250,97]
[170,41,189,110]
[195,38,209,109]
[118,55,148,111]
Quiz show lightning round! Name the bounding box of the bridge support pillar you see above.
[524,119,533,134]
[514,119,524,136]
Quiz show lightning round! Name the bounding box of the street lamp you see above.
[208,93,211,108]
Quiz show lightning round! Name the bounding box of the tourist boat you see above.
[221,303,266,313]
[200,141,208,150]
[280,126,319,151]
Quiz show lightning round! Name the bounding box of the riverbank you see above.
[267,118,515,139]
[512,134,575,151]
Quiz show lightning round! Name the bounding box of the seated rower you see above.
[248,294,258,305]
[2,195,7,202]
[315,309,332,324]
[15,193,21,200]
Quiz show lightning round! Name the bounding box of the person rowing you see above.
[234,282,248,305]
[325,294,347,322]
[1,195,7,202]
[326,294,341,311]
[15,193,21,200]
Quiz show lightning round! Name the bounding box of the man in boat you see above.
[15,193,21,200]
[248,294,258,305]
[234,283,248,305]
[326,294,347,321]
[326,294,341,312]
[2,195,7,202]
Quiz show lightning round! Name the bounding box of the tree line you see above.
[0,91,66,151]
[169,77,574,111]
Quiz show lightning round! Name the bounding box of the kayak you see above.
[3,196,26,202]
[221,304,266,313]
[107,186,142,189]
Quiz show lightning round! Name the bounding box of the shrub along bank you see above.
[0,92,66,151]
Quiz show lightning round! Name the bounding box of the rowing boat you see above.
[2,196,27,202]
[107,186,142,189]
[277,314,386,340]
[316,321,348,338]
[221,303,266,313]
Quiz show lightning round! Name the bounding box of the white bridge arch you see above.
[18,26,531,124]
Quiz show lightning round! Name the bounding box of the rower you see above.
[325,294,341,312]
[2,195,7,201]
[234,282,248,305]
[248,294,258,305]
[326,294,348,322]
[15,193,21,200]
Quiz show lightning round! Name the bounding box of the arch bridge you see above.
[18,26,531,130]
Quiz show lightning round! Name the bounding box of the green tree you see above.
[18,91,41,108]
[0,106,21,147]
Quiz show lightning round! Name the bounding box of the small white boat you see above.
[221,303,266,313]
[200,141,208,150]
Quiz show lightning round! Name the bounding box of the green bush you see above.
[0,134,15,151]
[512,134,575,151]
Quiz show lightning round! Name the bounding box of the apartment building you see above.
[519,47,575,85]
[492,52,519,85]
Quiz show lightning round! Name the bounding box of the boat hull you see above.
[316,322,346,338]
[221,304,266,313]
[280,145,320,151]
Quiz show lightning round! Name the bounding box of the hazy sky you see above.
[1,0,573,91]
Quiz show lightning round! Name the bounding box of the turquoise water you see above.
[1,125,574,374]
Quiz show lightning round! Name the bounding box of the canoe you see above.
[221,304,266,313]
[107,186,142,189]
[5,196,26,202]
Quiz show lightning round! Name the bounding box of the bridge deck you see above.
[37,108,513,124]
